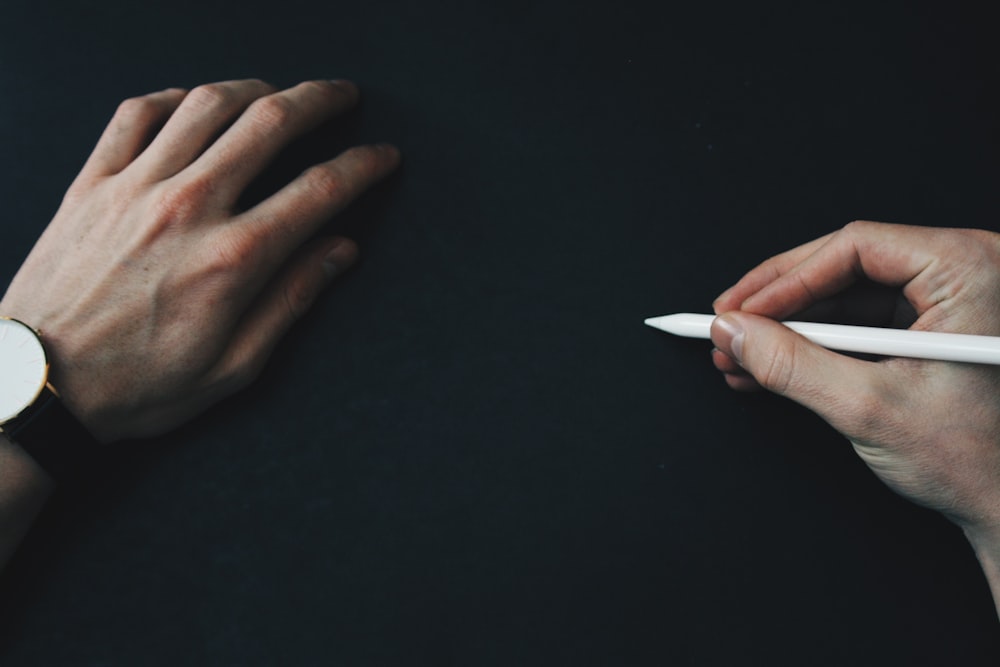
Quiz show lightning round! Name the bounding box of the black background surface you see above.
[1,0,999,664]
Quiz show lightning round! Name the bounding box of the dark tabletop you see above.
[1,0,999,664]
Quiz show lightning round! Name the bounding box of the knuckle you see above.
[843,219,879,234]
[756,343,797,396]
[185,83,236,111]
[247,94,296,130]
[961,228,1000,262]
[204,229,260,274]
[152,176,215,225]
[841,219,873,238]
[114,95,162,125]
[302,163,345,199]
[974,227,1000,250]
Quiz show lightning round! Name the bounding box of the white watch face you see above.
[0,318,49,424]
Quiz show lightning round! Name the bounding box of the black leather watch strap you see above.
[4,385,101,483]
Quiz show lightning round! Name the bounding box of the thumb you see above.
[710,311,879,426]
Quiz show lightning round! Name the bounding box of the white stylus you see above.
[644,313,1000,365]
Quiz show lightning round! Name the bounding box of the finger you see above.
[739,221,941,320]
[713,232,834,313]
[77,88,189,180]
[188,79,361,206]
[722,371,764,392]
[208,236,359,392]
[233,143,400,273]
[711,347,743,374]
[711,347,763,391]
[789,281,913,327]
[711,311,888,435]
[130,79,279,181]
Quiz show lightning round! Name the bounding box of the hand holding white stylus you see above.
[704,221,1000,618]
[645,312,1000,364]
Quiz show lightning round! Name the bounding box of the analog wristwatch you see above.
[0,317,99,482]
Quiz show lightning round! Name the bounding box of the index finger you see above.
[713,231,833,313]
[733,221,939,320]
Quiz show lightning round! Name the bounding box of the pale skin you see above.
[2,85,998,622]
[710,221,1000,616]
[0,78,400,567]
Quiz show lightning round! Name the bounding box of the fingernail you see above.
[713,315,745,364]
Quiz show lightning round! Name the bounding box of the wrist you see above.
[0,317,103,482]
